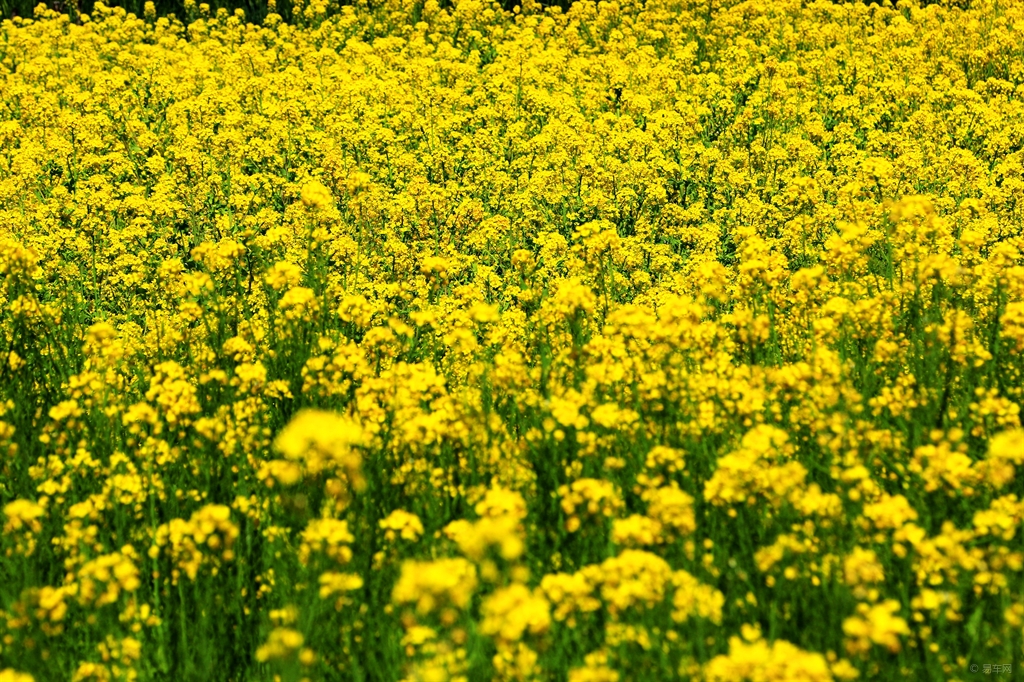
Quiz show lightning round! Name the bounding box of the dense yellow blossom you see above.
[704,629,842,681]
[0,671,34,682]
[380,509,425,542]
[0,0,1021,678]
[842,599,911,656]
[480,583,551,643]
[393,558,479,616]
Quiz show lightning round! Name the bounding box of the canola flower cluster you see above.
[1,0,1023,679]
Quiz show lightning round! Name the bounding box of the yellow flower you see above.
[445,514,524,563]
[379,509,425,542]
[611,515,663,547]
[299,518,355,565]
[843,547,885,598]
[568,651,619,682]
[480,583,551,642]
[299,179,333,210]
[274,410,365,492]
[704,633,835,682]
[580,550,673,618]
[843,600,910,655]
[255,627,307,663]
[76,548,141,608]
[0,670,35,682]
[558,479,623,533]
[3,499,46,557]
[540,571,601,623]
[3,499,45,533]
[393,558,478,615]
[861,494,919,531]
[644,486,696,537]
[265,261,304,291]
[974,429,1024,488]
[152,506,238,582]
[671,569,725,625]
[318,572,364,610]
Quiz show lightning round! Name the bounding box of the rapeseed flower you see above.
[0,0,1021,678]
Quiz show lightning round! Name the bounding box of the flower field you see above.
[1,0,1023,679]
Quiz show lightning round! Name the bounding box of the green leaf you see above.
[966,603,985,646]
